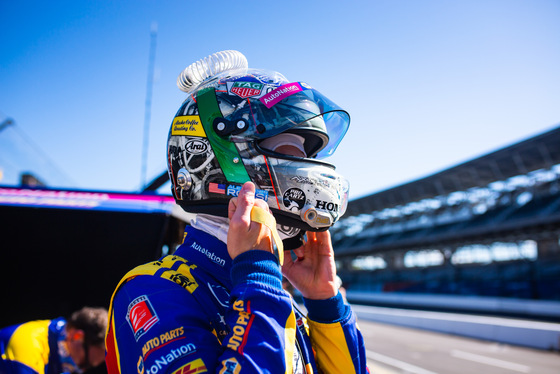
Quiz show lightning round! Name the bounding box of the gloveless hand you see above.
[282,230,338,300]
[227,182,275,260]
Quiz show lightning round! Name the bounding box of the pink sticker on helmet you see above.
[259,82,303,108]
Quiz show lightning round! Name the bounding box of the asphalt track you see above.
[357,311,560,374]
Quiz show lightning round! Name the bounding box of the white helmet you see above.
[167,51,350,232]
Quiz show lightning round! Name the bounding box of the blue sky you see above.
[1,0,559,200]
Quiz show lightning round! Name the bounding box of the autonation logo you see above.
[143,343,196,374]
[191,242,226,267]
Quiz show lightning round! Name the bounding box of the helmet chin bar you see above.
[263,156,349,232]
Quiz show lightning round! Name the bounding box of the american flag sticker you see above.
[126,295,159,341]
[209,183,226,194]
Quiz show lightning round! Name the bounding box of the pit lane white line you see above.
[352,304,560,330]
[366,350,440,374]
[450,350,531,373]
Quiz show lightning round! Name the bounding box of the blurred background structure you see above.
[331,125,560,319]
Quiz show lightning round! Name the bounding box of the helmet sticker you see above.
[168,134,223,201]
[228,82,264,99]
[207,183,268,201]
[209,183,226,194]
[184,139,208,155]
[315,200,339,212]
[260,82,305,109]
[226,184,268,201]
[290,176,314,185]
[282,188,306,212]
[171,115,207,137]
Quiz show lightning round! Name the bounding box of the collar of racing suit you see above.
[191,214,229,244]
[190,212,304,256]
[174,224,233,288]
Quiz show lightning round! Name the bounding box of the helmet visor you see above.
[216,82,350,159]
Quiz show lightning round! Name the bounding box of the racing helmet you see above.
[167,50,350,232]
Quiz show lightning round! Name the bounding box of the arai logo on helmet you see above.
[230,82,263,98]
[185,139,208,155]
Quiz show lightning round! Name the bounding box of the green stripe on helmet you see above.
[197,87,251,184]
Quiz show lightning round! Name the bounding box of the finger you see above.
[292,246,305,260]
[307,231,317,242]
[252,195,271,213]
[314,230,334,255]
[231,182,256,224]
[314,230,330,244]
[228,197,238,220]
[282,250,294,269]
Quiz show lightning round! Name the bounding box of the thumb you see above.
[231,182,256,224]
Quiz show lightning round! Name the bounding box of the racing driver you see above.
[105,50,368,373]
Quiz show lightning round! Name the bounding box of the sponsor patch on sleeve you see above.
[126,295,159,341]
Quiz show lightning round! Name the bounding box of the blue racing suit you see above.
[105,225,368,373]
[0,318,79,374]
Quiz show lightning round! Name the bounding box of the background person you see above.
[0,306,108,374]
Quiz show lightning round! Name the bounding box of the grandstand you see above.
[332,125,560,303]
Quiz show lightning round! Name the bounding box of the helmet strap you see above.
[282,231,305,251]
